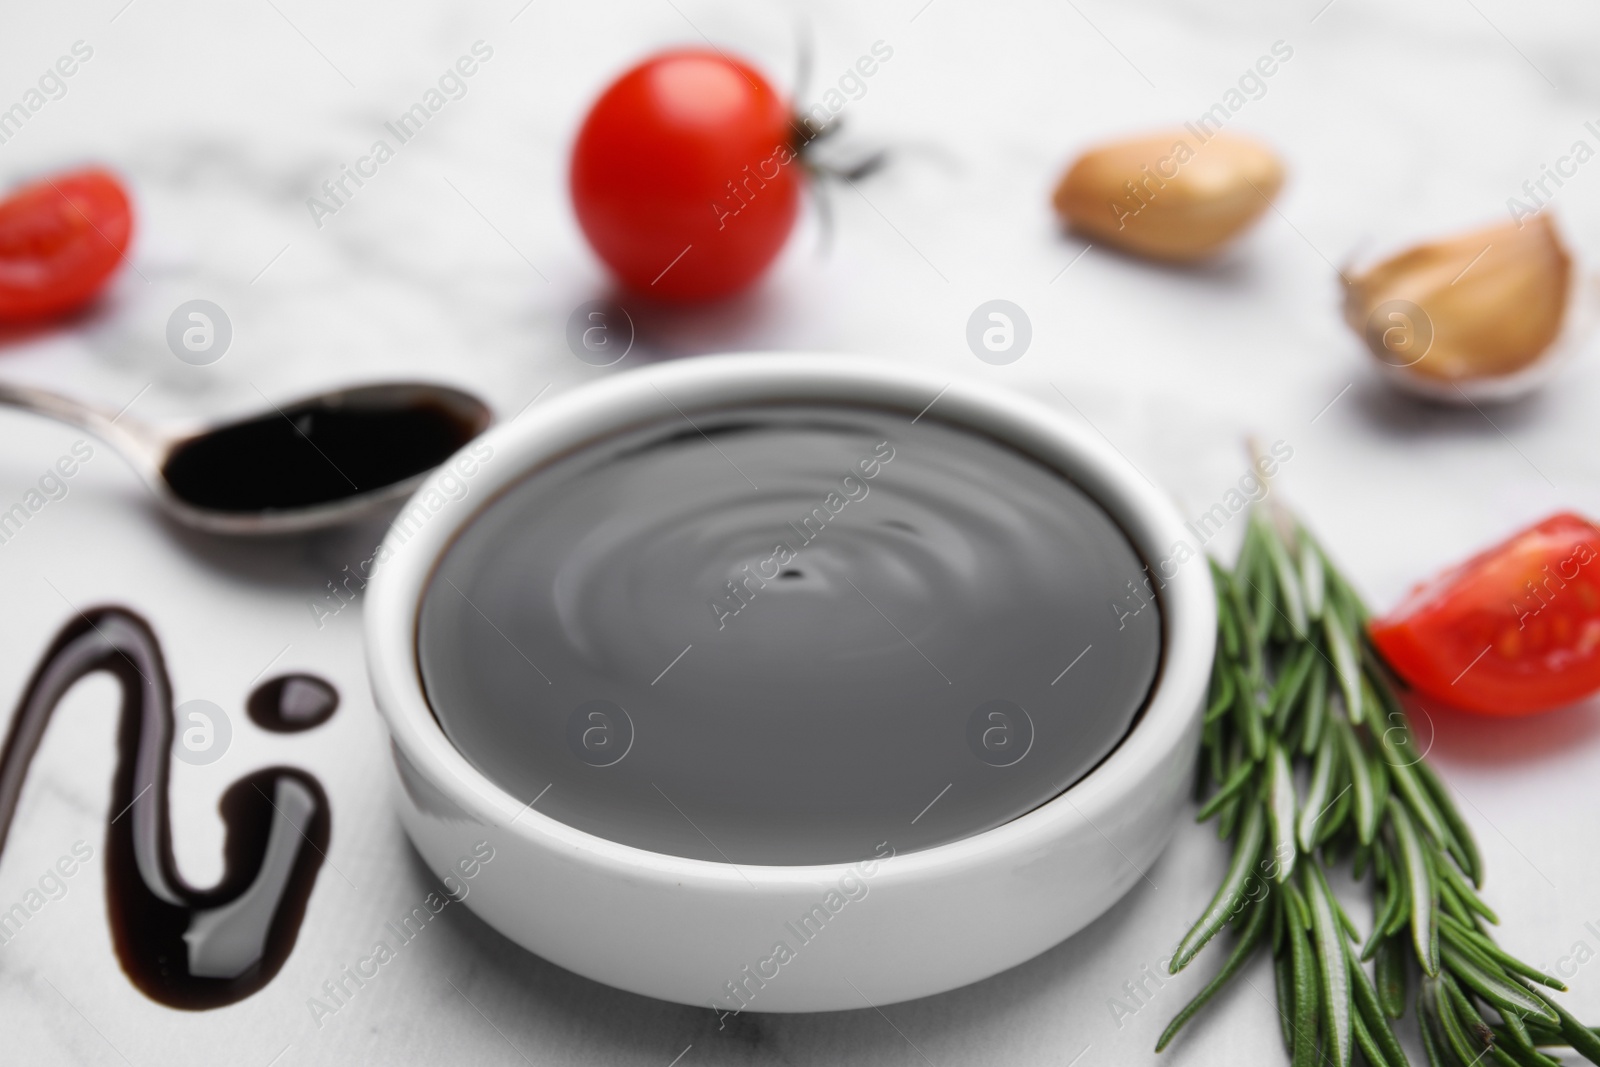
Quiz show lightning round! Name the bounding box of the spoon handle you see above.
[0,379,163,471]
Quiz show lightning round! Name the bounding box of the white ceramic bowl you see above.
[365,354,1214,1012]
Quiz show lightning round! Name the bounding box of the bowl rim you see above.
[364,353,1215,889]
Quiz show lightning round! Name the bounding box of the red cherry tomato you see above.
[0,168,133,323]
[570,49,802,302]
[1370,512,1600,715]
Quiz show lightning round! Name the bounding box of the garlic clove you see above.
[1344,215,1579,401]
[1052,130,1284,262]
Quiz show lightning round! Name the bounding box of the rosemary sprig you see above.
[1159,504,1596,1066]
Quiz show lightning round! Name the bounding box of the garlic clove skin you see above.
[1052,130,1285,262]
[1344,215,1579,403]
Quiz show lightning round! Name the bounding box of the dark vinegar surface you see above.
[248,674,340,732]
[418,404,1163,865]
[162,398,479,513]
[0,609,335,1009]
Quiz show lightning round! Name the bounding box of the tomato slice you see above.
[1370,512,1600,715]
[0,168,133,322]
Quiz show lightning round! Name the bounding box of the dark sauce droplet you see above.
[248,675,339,733]
[161,396,480,513]
[0,608,336,1010]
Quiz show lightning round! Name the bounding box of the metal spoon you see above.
[0,380,493,535]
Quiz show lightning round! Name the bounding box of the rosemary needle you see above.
[1158,503,1600,1064]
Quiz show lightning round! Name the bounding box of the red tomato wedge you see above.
[0,167,133,323]
[1370,512,1600,715]
[570,49,802,302]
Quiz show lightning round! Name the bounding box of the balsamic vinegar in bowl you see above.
[416,403,1162,865]
[366,355,1213,1012]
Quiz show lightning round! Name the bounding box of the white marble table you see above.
[2,0,1598,1063]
